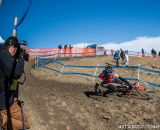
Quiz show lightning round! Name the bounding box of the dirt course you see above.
[20,56,160,130]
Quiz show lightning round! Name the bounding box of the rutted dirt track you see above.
[20,57,160,130]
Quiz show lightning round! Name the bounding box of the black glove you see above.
[127,83,133,90]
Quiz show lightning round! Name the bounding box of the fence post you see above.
[34,51,38,68]
[137,64,140,85]
[70,52,73,60]
[34,51,36,68]
[36,51,39,68]
[93,64,99,82]
[58,65,65,78]
[54,54,57,64]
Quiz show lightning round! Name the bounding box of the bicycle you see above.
[95,79,156,100]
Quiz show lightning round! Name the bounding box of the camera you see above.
[20,48,29,61]
[14,41,29,61]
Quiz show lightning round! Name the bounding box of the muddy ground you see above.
[20,56,160,130]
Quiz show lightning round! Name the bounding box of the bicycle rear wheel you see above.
[131,80,155,100]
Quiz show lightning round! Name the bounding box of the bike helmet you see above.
[4,36,19,48]
[105,65,113,71]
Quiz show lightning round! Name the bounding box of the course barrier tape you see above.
[38,55,87,61]
[29,49,57,53]
[39,66,140,80]
[55,61,103,68]
[140,68,160,74]
[39,65,97,77]
[55,61,139,69]
[147,82,160,88]
[39,63,160,88]
[63,71,97,77]
[37,60,55,66]
[37,54,56,58]
[124,78,138,81]
[37,55,160,73]
[39,66,61,73]
[35,53,160,88]
[36,57,139,69]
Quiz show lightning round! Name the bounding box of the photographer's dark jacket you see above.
[0,47,24,109]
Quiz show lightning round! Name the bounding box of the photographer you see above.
[0,36,30,129]
[0,36,26,108]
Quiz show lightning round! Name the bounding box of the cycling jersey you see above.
[99,70,111,83]
[99,68,120,84]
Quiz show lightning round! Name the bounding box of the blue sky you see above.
[0,0,160,48]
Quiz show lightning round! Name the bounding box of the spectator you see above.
[120,50,125,64]
[69,45,72,49]
[104,50,107,55]
[141,48,145,57]
[64,44,68,49]
[64,44,68,57]
[111,49,114,56]
[113,51,120,66]
[125,50,129,55]
[58,44,62,50]
[69,45,73,57]
[151,48,157,58]
[58,44,62,57]
[123,51,129,66]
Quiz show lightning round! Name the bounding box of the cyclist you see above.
[95,64,132,95]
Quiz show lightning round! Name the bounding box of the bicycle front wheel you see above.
[131,80,155,100]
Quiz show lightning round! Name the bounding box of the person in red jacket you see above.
[95,64,132,95]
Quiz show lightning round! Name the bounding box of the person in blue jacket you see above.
[113,51,120,66]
